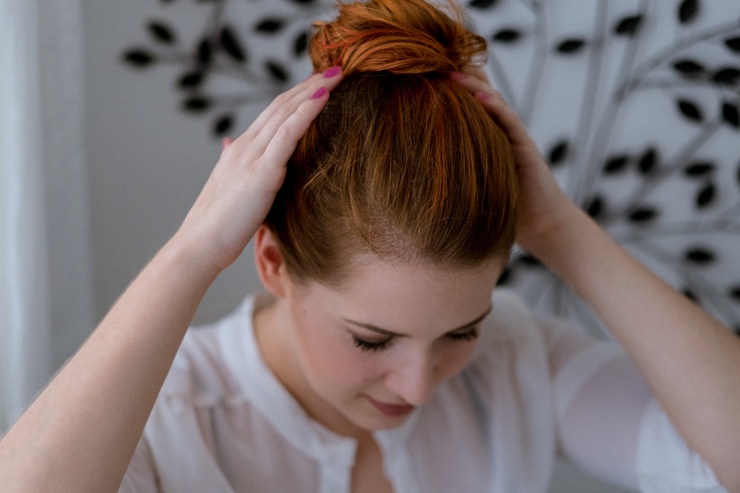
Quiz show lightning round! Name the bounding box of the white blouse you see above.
[119,289,726,493]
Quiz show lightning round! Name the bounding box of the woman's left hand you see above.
[451,68,578,254]
[454,68,740,492]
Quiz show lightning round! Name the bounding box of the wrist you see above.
[516,198,585,258]
[160,231,224,282]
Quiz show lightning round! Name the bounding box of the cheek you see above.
[437,342,478,381]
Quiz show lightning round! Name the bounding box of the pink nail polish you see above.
[310,86,328,99]
[323,66,342,78]
[476,92,490,101]
[450,72,468,81]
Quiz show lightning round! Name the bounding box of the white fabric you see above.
[119,289,726,493]
[637,400,725,493]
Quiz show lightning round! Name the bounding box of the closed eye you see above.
[352,326,479,352]
[352,335,392,352]
[447,327,479,342]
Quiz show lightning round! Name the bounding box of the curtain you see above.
[0,0,92,432]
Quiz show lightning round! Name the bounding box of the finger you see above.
[241,72,322,141]
[461,65,491,84]
[449,72,533,147]
[451,72,500,100]
[249,67,342,154]
[221,137,234,150]
[241,67,341,145]
[258,89,332,183]
[473,91,535,148]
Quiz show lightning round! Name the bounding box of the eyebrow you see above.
[342,306,493,337]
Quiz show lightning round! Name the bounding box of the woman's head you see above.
[264,0,518,286]
[255,0,517,433]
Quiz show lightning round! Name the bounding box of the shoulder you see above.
[159,300,251,406]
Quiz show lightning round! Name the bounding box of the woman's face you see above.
[282,256,503,432]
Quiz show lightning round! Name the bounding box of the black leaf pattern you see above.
[265,60,289,82]
[585,196,605,220]
[684,247,716,264]
[678,0,700,24]
[492,29,521,43]
[178,71,205,89]
[677,99,703,122]
[722,102,740,128]
[614,15,643,36]
[148,21,177,44]
[496,267,511,286]
[469,0,498,9]
[197,38,213,65]
[119,0,740,332]
[548,140,569,166]
[711,67,740,85]
[696,182,717,208]
[294,31,310,57]
[684,161,715,177]
[182,95,212,112]
[213,114,234,136]
[603,155,630,174]
[726,37,740,54]
[683,288,700,303]
[638,148,658,175]
[628,207,659,223]
[730,286,740,301]
[256,18,285,34]
[556,38,587,54]
[672,59,705,77]
[220,26,247,63]
[123,49,156,67]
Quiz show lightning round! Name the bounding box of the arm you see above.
[454,69,740,492]
[0,69,343,493]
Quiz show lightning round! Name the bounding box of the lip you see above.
[365,395,415,417]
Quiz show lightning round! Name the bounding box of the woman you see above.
[1,0,739,492]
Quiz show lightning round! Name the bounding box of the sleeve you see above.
[636,400,726,493]
[538,314,727,493]
[118,437,160,493]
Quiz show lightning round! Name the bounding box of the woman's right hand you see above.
[174,67,343,273]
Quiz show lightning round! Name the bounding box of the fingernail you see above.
[476,91,490,101]
[450,72,468,81]
[310,86,328,99]
[221,138,229,150]
[323,66,342,78]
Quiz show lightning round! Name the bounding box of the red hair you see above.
[265,0,518,285]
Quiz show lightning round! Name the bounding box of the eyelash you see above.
[352,328,479,352]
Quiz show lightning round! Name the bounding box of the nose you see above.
[384,348,438,406]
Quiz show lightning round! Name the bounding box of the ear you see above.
[254,225,291,298]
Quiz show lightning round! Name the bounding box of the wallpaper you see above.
[122,0,740,338]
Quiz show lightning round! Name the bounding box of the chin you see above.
[344,400,415,431]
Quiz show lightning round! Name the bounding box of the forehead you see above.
[299,256,504,333]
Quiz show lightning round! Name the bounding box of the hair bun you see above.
[310,0,487,76]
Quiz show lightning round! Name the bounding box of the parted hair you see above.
[265,0,518,285]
